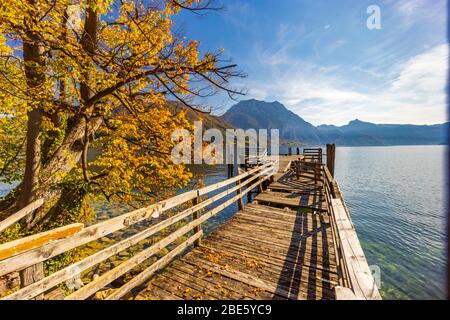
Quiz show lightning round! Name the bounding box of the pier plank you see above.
[134,200,338,300]
[255,190,328,211]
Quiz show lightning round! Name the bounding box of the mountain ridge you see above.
[220,99,448,146]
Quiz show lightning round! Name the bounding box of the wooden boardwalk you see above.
[135,203,337,300]
[0,150,381,300]
[134,155,339,300]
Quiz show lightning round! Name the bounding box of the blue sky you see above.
[175,0,448,125]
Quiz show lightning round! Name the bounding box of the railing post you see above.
[326,143,336,177]
[192,190,202,247]
[20,263,44,300]
[258,174,264,193]
[227,164,233,178]
[234,142,244,211]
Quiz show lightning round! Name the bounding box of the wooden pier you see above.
[0,147,381,300]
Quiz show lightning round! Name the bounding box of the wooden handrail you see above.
[323,165,381,300]
[0,224,83,261]
[3,164,273,300]
[105,231,203,300]
[0,162,274,277]
[1,162,276,300]
[331,198,381,300]
[0,199,44,233]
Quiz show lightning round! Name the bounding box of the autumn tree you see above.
[0,0,242,231]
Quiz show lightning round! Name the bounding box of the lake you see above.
[333,145,447,299]
[0,145,446,299]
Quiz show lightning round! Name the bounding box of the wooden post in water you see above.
[296,147,300,155]
[326,143,336,177]
[288,147,292,155]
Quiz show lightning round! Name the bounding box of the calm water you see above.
[334,145,447,299]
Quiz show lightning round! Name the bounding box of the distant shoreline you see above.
[280,143,447,148]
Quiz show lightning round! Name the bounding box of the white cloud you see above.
[395,0,425,17]
[390,44,448,95]
[390,0,446,29]
[242,44,448,126]
[326,39,347,52]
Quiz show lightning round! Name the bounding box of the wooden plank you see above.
[135,283,182,300]
[152,273,216,300]
[104,231,202,300]
[0,199,44,233]
[64,220,203,300]
[205,221,331,253]
[244,204,298,218]
[181,256,308,300]
[334,286,358,300]
[150,273,210,300]
[189,248,338,293]
[162,267,245,300]
[0,272,20,293]
[199,242,338,284]
[0,223,83,260]
[168,261,277,300]
[331,199,381,300]
[207,222,335,258]
[204,231,336,270]
[224,220,333,247]
[255,191,328,211]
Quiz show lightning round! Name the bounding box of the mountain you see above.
[221,99,448,146]
[221,99,321,144]
[167,101,233,132]
[318,119,449,146]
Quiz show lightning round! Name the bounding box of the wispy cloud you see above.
[388,0,447,29]
[193,0,447,124]
[243,44,448,126]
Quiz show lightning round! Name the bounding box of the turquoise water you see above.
[333,145,447,299]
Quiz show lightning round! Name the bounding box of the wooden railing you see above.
[0,199,44,233]
[322,166,381,300]
[303,148,323,163]
[244,147,268,167]
[0,162,277,300]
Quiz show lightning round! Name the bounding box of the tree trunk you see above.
[18,0,46,295]
[30,5,100,228]
[1,3,102,229]
[19,0,45,227]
